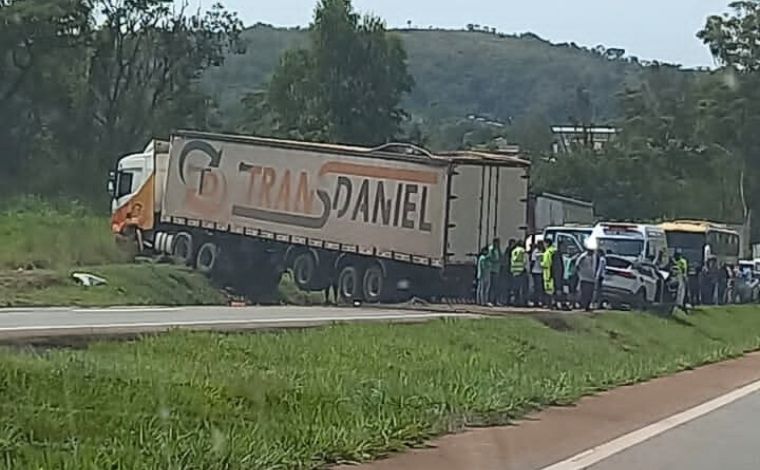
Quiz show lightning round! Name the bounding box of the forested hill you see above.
[204,24,663,126]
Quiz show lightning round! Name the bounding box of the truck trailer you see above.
[109,131,530,302]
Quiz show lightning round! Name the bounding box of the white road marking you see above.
[0,312,478,332]
[73,307,182,313]
[542,378,760,470]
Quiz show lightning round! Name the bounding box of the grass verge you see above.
[0,264,226,307]
[0,307,759,468]
[0,201,323,306]
[0,201,129,270]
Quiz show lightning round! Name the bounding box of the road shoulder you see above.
[338,351,760,470]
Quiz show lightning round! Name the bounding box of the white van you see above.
[588,223,669,268]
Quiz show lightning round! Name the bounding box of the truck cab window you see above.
[116,171,135,198]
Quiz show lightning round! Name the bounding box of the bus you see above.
[660,220,740,272]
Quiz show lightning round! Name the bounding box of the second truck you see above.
[109,131,530,302]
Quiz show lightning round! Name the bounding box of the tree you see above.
[0,0,91,196]
[531,67,745,224]
[699,0,760,239]
[259,0,413,145]
[0,0,243,203]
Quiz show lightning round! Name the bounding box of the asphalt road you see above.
[0,305,480,339]
[590,388,760,470]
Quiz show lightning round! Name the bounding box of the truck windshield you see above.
[666,232,705,267]
[598,237,644,258]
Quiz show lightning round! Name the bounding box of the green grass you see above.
[0,307,759,468]
[0,200,322,306]
[0,264,226,307]
[278,273,326,306]
[0,200,128,270]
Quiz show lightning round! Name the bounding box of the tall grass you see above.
[0,264,226,307]
[0,307,758,468]
[0,197,128,269]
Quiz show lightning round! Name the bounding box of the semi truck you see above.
[528,192,595,234]
[108,131,530,302]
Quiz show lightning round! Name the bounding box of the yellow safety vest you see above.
[542,246,556,294]
[676,258,688,279]
[511,247,526,274]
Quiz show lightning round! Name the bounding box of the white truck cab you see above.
[108,140,169,236]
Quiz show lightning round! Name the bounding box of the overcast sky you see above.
[194,0,730,67]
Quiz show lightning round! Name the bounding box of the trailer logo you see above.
[231,161,437,232]
[178,139,437,233]
[179,140,228,213]
[178,140,223,184]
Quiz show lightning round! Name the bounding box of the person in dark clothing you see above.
[499,239,516,305]
[702,258,718,305]
[717,263,729,305]
[551,243,566,310]
[689,268,701,306]
[575,246,597,312]
[487,238,502,305]
[530,240,545,306]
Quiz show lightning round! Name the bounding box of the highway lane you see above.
[0,305,481,339]
[589,387,760,470]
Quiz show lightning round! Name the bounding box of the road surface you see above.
[343,352,760,470]
[0,305,480,340]
[589,388,760,470]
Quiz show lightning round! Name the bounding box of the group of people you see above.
[688,258,747,306]
[476,237,607,311]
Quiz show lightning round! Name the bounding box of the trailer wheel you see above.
[362,264,385,303]
[337,265,362,303]
[171,232,194,266]
[195,242,218,276]
[292,251,317,291]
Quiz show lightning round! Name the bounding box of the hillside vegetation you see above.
[204,25,652,126]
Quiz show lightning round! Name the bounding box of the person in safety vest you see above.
[674,250,689,314]
[510,241,528,307]
[542,239,557,309]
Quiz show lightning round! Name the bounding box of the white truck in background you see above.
[529,192,595,234]
[109,131,530,302]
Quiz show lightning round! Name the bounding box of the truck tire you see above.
[337,265,362,303]
[362,264,385,303]
[195,242,218,276]
[171,232,194,266]
[292,251,317,291]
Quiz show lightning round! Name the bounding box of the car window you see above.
[606,256,632,269]
[558,234,580,257]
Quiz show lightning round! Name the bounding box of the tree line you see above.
[0,0,243,204]
[534,1,760,242]
[2,0,760,243]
